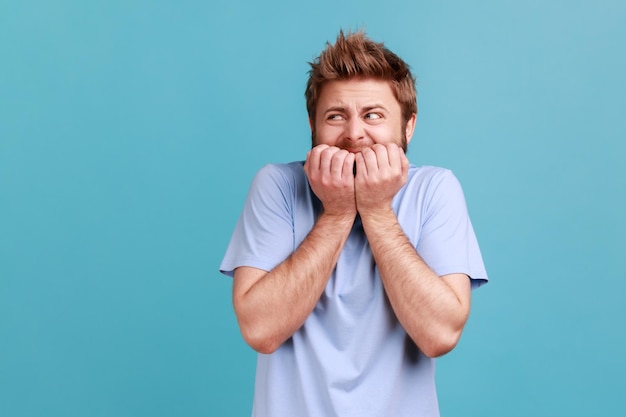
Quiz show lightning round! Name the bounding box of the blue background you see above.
[1,0,624,416]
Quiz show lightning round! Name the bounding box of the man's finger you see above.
[319,146,340,173]
[386,143,403,170]
[342,152,356,179]
[361,146,381,173]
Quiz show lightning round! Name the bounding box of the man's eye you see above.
[364,113,382,120]
[328,114,344,121]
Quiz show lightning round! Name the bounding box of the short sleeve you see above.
[416,170,488,289]
[219,164,297,277]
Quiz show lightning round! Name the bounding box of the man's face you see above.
[311,79,416,152]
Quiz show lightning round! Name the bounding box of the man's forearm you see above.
[360,207,471,358]
[233,212,355,354]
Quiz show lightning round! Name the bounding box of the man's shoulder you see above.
[256,161,305,177]
[407,164,455,186]
[401,165,465,204]
[409,164,451,175]
[250,161,308,192]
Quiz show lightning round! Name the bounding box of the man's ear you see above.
[405,112,417,145]
[308,117,314,131]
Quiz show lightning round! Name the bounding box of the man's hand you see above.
[354,143,408,215]
[304,145,357,217]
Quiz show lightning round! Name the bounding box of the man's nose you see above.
[344,117,365,142]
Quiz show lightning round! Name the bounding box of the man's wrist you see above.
[359,205,397,227]
[318,209,357,226]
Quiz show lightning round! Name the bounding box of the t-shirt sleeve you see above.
[416,170,488,289]
[219,164,296,277]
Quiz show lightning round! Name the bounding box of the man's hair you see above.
[305,30,417,128]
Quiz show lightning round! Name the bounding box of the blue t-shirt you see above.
[221,162,488,417]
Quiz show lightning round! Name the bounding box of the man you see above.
[220,30,488,417]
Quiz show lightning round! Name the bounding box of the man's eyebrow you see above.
[362,104,388,112]
[323,106,347,114]
[322,104,389,114]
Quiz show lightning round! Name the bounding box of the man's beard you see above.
[310,130,408,153]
